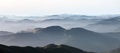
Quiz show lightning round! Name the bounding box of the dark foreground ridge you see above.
[0,44,94,53]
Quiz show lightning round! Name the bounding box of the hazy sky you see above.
[0,0,120,16]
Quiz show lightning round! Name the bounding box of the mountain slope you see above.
[0,44,92,53]
[0,26,120,52]
[65,28,120,52]
[85,16,120,33]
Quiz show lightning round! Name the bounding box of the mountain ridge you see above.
[0,44,93,53]
[0,26,119,52]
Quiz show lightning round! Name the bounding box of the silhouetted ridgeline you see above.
[0,44,94,53]
[0,26,120,52]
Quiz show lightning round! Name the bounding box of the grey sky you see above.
[0,0,120,16]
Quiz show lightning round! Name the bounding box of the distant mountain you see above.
[0,15,41,20]
[0,14,101,33]
[0,26,119,52]
[43,14,103,20]
[41,19,71,23]
[102,32,120,41]
[0,31,13,36]
[17,19,37,23]
[36,26,65,35]
[95,16,120,24]
[40,14,101,29]
[65,28,120,52]
[1,14,116,32]
[105,48,120,53]
[85,16,120,33]
[0,44,93,53]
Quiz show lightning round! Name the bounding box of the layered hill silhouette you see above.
[86,16,120,33]
[0,26,120,52]
[0,44,93,53]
